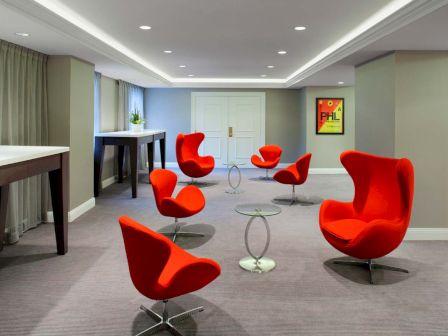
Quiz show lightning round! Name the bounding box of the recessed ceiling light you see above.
[267,65,275,68]
[277,50,287,55]
[163,50,173,54]
[338,81,345,85]
[294,26,307,31]
[15,32,29,37]
[188,74,194,77]
[179,65,186,68]
[139,25,151,30]
[260,74,267,77]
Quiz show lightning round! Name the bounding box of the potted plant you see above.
[129,107,145,132]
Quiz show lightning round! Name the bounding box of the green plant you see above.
[129,107,145,125]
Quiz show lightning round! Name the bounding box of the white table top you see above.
[0,145,69,167]
[95,130,165,138]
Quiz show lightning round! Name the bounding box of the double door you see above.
[191,92,266,167]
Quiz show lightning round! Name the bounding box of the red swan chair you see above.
[251,144,283,180]
[150,169,206,242]
[119,215,221,336]
[319,150,414,284]
[176,132,214,182]
[273,153,312,205]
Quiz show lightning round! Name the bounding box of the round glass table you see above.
[224,162,246,194]
[235,203,281,273]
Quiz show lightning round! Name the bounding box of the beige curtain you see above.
[0,40,49,244]
[118,80,147,171]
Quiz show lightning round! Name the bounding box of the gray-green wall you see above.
[355,54,395,156]
[144,88,306,163]
[47,56,94,210]
[355,52,448,228]
[305,86,355,168]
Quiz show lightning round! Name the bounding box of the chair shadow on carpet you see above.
[0,251,58,269]
[323,256,415,285]
[271,194,323,207]
[132,294,250,336]
[177,180,220,188]
[157,223,216,250]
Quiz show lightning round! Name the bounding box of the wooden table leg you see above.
[129,143,138,198]
[160,136,166,169]
[0,185,9,252]
[49,152,69,255]
[94,137,104,197]
[118,145,124,183]
[147,141,155,175]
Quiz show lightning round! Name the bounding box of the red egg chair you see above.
[273,153,312,205]
[251,144,282,180]
[176,132,214,183]
[319,150,414,284]
[119,215,221,336]
[150,169,206,242]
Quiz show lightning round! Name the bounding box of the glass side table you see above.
[224,162,246,194]
[235,203,281,273]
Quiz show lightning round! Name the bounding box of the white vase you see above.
[130,123,144,132]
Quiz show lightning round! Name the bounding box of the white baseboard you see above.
[155,161,347,174]
[46,197,95,223]
[309,168,347,174]
[102,175,118,189]
[404,228,448,240]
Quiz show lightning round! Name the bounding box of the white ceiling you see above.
[0,0,447,88]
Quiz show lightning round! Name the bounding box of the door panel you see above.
[194,96,228,165]
[192,93,265,167]
[228,96,263,164]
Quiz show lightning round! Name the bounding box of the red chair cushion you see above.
[176,133,215,178]
[150,169,205,219]
[319,150,414,260]
[251,145,282,169]
[119,215,221,301]
[273,153,312,185]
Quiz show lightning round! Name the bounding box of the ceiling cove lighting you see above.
[32,0,414,86]
[286,0,414,84]
[15,32,30,37]
[277,50,287,55]
[32,0,172,82]
[139,25,151,30]
[294,26,306,31]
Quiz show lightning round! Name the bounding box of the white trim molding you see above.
[46,197,95,223]
[404,228,448,241]
[3,0,447,87]
[102,175,118,189]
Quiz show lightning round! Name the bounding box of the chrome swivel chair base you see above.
[160,218,205,243]
[273,185,314,206]
[256,169,273,181]
[137,300,204,336]
[333,259,409,284]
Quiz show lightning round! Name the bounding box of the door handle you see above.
[228,127,233,137]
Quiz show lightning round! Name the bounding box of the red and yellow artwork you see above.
[316,98,344,134]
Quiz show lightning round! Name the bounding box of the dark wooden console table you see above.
[94,130,166,198]
[0,146,69,254]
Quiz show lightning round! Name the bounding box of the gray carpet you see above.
[1,168,448,336]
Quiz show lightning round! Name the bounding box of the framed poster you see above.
[316,98,344,135]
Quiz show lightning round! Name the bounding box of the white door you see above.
[193,96,228,166]
[192,92,265,167]
[228,96,264,165]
